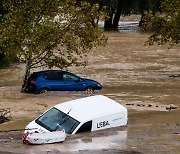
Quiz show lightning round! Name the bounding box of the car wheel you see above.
[85,87,94,93]
[39,88,48,94]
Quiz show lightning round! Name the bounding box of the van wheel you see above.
[39,88,48,94]
[85,87,94,93]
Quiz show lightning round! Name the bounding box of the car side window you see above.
[75,121,92,134]
[44,72,63,80]
[63,73,79,81]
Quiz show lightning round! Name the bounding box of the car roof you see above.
[54,95,127,123]
[31,70,78,76]
[32,70,62,74]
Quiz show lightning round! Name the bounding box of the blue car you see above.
[25,70,102,94]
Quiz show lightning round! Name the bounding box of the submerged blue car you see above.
[25,70,102,94]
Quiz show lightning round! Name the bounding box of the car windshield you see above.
[35,107,80,134]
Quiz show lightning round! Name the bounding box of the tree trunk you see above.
[139,13,145,27]
[21,61,31,92]
[112,1,122,29]
[104,13,113,29]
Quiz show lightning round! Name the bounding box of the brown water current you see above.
[0,29,180,153]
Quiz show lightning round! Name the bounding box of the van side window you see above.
[76,121,92,134]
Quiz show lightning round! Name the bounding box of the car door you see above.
[62,72,84,91]
[44,72,64,91]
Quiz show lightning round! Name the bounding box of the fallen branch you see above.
[0,108,12,124]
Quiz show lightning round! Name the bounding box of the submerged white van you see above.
[24,95,128,134]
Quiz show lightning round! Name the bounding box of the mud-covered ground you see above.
[0,18,180,153]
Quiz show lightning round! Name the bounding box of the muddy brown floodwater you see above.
[0,21,180,153]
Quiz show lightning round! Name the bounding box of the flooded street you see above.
[0,26,180,153]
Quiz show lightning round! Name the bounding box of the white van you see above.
[24,95,128,134]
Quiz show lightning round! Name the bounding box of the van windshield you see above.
[35,107,80,134]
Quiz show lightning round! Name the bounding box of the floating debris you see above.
[125,102,179,112]
[169,74,180,78]
[166,104,178,111]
